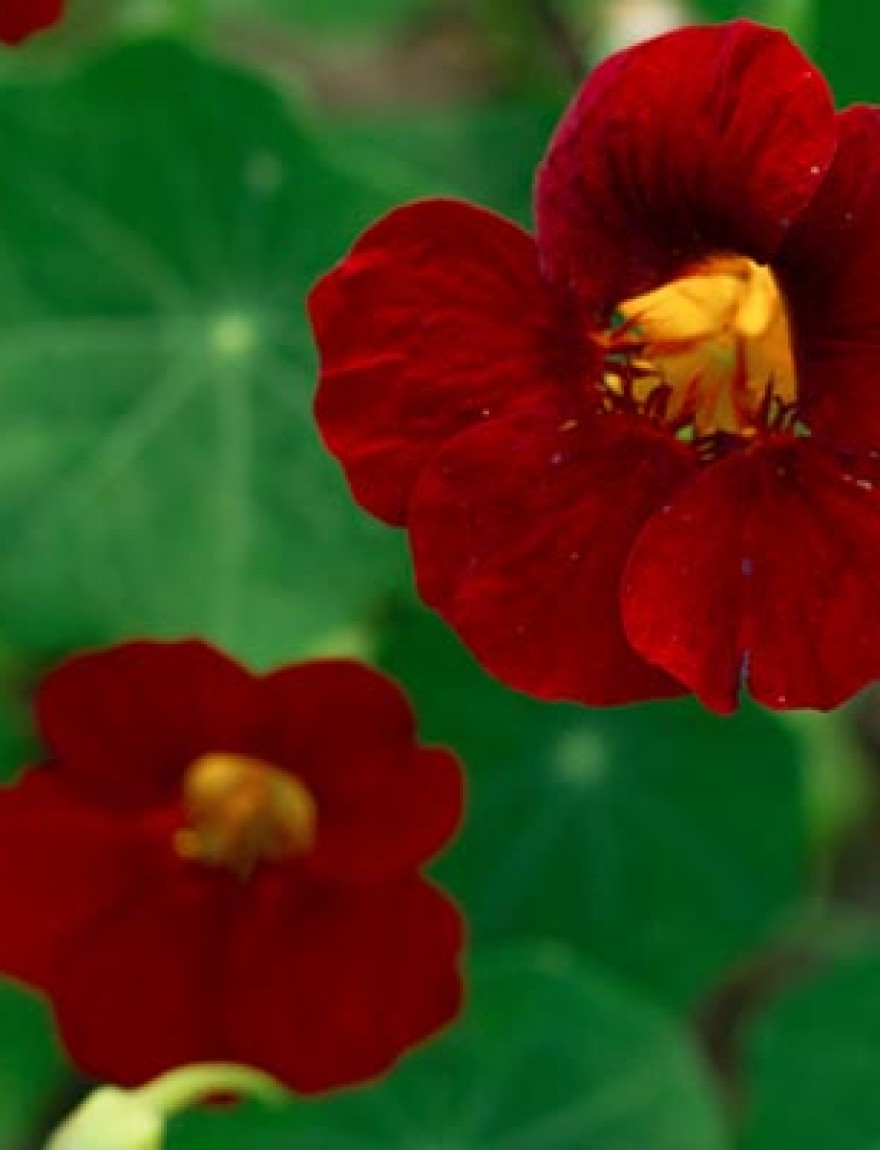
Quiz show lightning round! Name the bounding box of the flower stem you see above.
[137,1063,287,1117]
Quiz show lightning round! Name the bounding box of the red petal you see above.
[622,441,880,711]
[0,770,136,988]
[779,107,880,448]
[0,0,63,43]
[308,747,463,882]
[51,869,226,1085]
[262,659,416,797]
[226,876,463,1093]
[536,21,837,316]
[310,198,592,525]
[409,412,694,705]
[36,640,263,810]
[262,660,463,878]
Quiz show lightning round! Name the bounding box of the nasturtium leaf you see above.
[329,98,563,227]
[378,602,808,1008]
[0,981,68,1148]
[169,946,728,1150]
[0,40,406,664]
[739,946,880,1150]
[814,0,880,105]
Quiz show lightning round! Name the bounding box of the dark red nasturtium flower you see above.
[0,0,64,44]
[310,20,880,714]
[0,641,463,1093]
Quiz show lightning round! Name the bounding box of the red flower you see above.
[0,0,64,44]
[0,641,463,1093]
[310,20,880,714]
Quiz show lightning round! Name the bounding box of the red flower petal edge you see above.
[310,198,594,525]
[622,443,880,712]
[0,0,64,44]
[535,20,836,314]
[0,639,465,1093]
[409,411,692,704]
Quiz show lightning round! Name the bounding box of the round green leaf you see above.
[0,40,405,665]
[740,946,880,1150]
[379,604,808,1008]
[170,946,728,1149]
[329,99,563,227]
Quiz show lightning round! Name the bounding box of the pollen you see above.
[174,753,317,879]
[604,255,797,447]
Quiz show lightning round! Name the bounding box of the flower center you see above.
[602,255,799,453]
[174,753,317,879]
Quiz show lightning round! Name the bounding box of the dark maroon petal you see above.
[9,643,465,1096]
[51,874,227,1085]
[36,640,263,810]
[622,440,880,711]
[225,876,463,1093]
[536,20,837,317]
[0,770,136,989]
[310,198,592,525]
[307,746,464,882]
[261,659,417,798]
[409,411,695,705]
[262,659,463,880]
[779,106,880,449]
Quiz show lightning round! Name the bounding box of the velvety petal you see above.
[262,659,417,798]
[310,198,592,525]
[622,441,880,712]
[409,412,695,705]
[536,21,837,317]
[50,868,229,1085]
[0,0,63,43]
[36,640,263,810]
[225,875,463,1093]
[778,107,880,449]
[307,746,463,882]
[0,770,138,988]
[262,660,463,879]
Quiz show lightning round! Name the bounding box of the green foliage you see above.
[170,947,728,1150]
[0,982,68,1148]
[379,603,808,1008]
[329,98,562,227]
[0,41,406,667]
[0,3,875,1149]
[0,647,37,784]
[813,0,880,104]
[740,946,880,1150]
[210,0,426,35]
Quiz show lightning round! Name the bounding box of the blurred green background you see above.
[0,0,879,1146]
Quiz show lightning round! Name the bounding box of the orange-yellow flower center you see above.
[174,753,317,879]
[603,255,798,449]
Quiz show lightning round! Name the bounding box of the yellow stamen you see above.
[610,254,796,440]
[174,753,317,879]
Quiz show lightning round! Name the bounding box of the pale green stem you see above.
[45,1064,287,1149]
[137,1063,287,1116]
